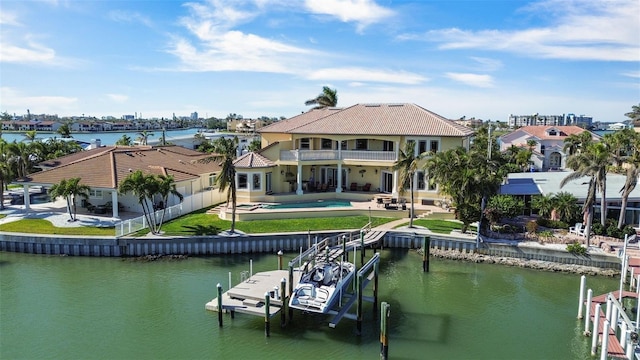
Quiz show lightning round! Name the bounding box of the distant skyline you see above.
[1,0,638,122]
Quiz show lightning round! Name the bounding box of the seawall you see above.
[0,231,622,270]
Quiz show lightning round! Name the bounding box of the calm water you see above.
[0,249,619,360]
[1,128,201,145]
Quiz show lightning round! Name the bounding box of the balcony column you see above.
[296,163,303,195]
[392,170,399,198]
[111,190,119,219]
[336,163,343,193]
[395,141,400,160]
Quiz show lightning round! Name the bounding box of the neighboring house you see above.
[500,172,640,227]
[13,145,223,218]
[498,126,600,171]
[240,103,475,203]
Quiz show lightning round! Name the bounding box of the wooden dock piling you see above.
[264,292,271,337]
[380,301,390,360]
[423,236,430,273]
[217,283,223,327]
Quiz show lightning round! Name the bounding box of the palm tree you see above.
[154,174,184,231]
[197,137,239,233]
[531,194,555,219]
[305,86,338,109]
[7,141,35,178]
[118,170,158,233]
[115,134,133,146]
[526,139,537,151]
[136,130,154,146]
[624,103,640,126]
[552,192,579,224]
[563,131,593,156]
[614,131,640,228]
[57,123,72,138]
[0,139,11,210]
[23,130,37,142]
[561,142,614,244]
[392,141,424,227]
[48,178,91,221]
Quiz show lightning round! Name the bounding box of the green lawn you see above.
[0,219,115,236]
[158,208,396,236]
[410,219,476,234]
[0,214,6,220]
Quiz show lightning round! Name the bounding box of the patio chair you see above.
[350,183,358,191]
[569,223,583,235]
[320,183,328,192]
[362,183,371,192]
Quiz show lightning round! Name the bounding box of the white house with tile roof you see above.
[249,103,474,203]
[12,145,224,218]
[498,126,600,171]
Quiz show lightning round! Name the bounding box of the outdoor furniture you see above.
[362,183,371,192]
[350,183,358,191]
[569,223,584,236]
[376,197,384,207]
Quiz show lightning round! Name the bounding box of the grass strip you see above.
[0,219,115,236]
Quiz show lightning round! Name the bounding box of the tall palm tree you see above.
[561,142,614,244]
[154,174,184,231]
[48,178,91,221]
[23,130,37,142]
[197,137,239,233]
[614,131,640,228]
[7,141,35,178]
[0,139,11,210]
[118,170,160,234]
[563,131,593,156]
[136,130,154,146]
[392,141,424,227]
[305,86,338,109]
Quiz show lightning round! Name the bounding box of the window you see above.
[383,141,394,151]
[321,138,333,149]
[300,138,310,150]
[252,174,261,190]
[416,171,426,190]
[418,141,427,154]
[430,140,439,153]
[208,173,216,188]
[540,145,546,155]
[355,139,368,150]
[340,140,347,150]
[237,173,248,189]
[88,189,103,198]
[265,172,272,193]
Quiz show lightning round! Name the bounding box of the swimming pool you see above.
[261,200,352,209]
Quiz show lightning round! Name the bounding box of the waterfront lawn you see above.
[0,214,5,220]
[158,208,396,236]
[0,219,115,236]
[411,219,476,234]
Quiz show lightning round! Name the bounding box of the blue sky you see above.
[1,0,638,122]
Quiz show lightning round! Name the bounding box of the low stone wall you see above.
[429,248,620,277]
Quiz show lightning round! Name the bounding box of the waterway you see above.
[1,128,201,145]
[0,249,619,359]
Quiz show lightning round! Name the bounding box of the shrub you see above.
[536,218,569,229]
[622,225,637,238]
[525,220,538,234]
[567,242,587,255]
[538,230,554,239]
[592,222,605,236]
[607,225,623,239]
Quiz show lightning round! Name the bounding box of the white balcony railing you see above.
[279,149,396,162]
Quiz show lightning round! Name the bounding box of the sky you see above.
[0,0,638,122]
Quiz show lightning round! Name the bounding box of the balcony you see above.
[280,149,396,162]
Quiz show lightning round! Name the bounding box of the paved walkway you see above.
[0,199,124,228]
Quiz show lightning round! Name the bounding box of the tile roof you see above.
[259,103,474,137]
[18,146,221,189]
[516,126,597,140]
[234,152,276,168]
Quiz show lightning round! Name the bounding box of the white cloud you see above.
[621,71,640,79]
[470,57,503,72]
[108,10,153,27]
[0,35,56,64]
[1,87,78,111]
[307,67,427,85]
[445,73,494,88]
[304,0,394,31]
[0,11,21,26]
[399,0,640,62]
[106,94,129,103]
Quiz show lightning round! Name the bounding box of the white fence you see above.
[115,191,219,237]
